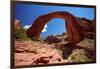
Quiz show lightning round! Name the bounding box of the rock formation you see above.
[26,11,85,45]
[14,40,66,66]
[45,35,62,44]
[79,18,94,32]
[14,19,23,30]
[14,12,96,67]
[78,18,95,39]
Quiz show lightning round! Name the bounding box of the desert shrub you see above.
[67,49,92,62]
[15,28,30,40]
[70,54,92,62]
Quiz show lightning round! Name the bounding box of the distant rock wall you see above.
[45,35,62,44]
[79,18,95,39]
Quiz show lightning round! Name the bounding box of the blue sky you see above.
[15,3,95,38]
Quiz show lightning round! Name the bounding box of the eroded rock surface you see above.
[14,40,67,66]
[14,39,95,67]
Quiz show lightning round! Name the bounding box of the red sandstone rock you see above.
[34,57,49,64]
[79,18,93,31]
[45,35,62,44]
[79,18,95,39]
[14,19,23,30]
[45,32,68,44]
[14,41,67,66]
[15,40,35,53]
[26,11,85,45]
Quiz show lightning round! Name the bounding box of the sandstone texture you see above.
[26,11,85,45]
[14,39,95,66]
[14,40,68,66]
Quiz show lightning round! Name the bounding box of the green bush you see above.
[67,49,92,62]
[70,54,92,62]
[15,28,30,40]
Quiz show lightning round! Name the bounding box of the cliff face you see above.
[78,18,95,39]
[79,18,94,31]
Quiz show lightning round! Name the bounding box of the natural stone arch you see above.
[26,11,85,45]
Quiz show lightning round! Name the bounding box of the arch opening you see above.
[41,18,66,40]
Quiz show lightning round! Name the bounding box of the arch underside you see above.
[26,11,85,45]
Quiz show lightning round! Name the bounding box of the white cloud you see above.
[24,24,48,32]
[24,25,31,30]
[42,24,48,32]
